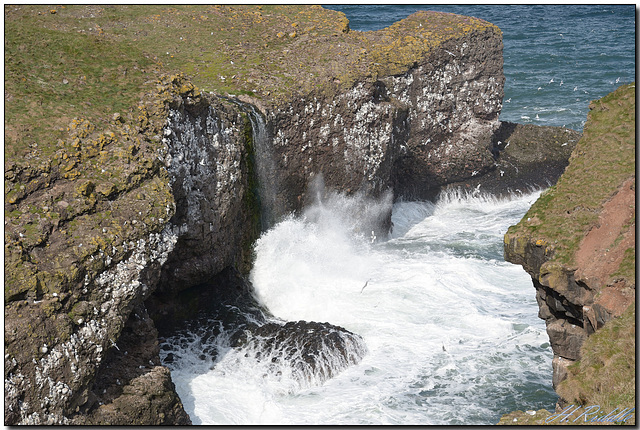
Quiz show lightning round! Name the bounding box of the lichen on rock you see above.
[4,72,186,425]
[503,83,635,412]
[4,4,591,425]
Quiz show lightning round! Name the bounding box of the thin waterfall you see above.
[234,100,279,231]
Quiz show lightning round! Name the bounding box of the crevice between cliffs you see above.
[4,12,585,424]
[140,65,580,422]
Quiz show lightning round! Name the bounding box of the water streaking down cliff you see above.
[3,5,635,425]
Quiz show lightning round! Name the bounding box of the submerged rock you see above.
[156,267,366,388]
[230,320,367,385]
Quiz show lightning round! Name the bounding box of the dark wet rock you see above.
[70,303,191,425]
[155,269,366,387]
[443,121,581,197]
[149,266,268,337]
[230,320,367,384]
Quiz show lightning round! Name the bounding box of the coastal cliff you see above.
[502,83,635,424]
[5,5,580,424]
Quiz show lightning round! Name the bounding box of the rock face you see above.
[503,83,635,406]
[157,90,258,294]
[70,303,191,425]
[445,121,581,197]
[4,75,191,425]
[261,18,505,218]
[4,6,583,425]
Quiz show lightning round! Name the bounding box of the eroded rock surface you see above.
[503,83,635,406]
[4,6,584,425]
[231,320,367,385]
[444,121,581,197]
[262,19,506,214]
[157,92,258,294]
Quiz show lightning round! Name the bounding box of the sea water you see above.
[162,190,554,425]
[327,4,636,131]
[159,5,635,425]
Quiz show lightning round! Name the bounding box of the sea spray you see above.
[161,189,555,424]
[302,173,394,242]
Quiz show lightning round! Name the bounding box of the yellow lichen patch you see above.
[75,180,95,198]
[535,239,548,247]
[363,10,500,78]
[68,118,95,139]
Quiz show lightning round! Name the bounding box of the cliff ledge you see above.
[503,83,635,422]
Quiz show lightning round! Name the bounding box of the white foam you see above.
[164,189,554,424]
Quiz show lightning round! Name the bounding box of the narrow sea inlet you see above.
[161,189,555,424]
[157,4,634,425]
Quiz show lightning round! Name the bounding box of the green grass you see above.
[556,303,635,424]
[506,83,636,267]
[4,16,155,160]
[6,4,499,161]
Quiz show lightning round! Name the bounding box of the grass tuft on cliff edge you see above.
[557,303,635,424]
[502,83,635,425]
[505,82,635,274]
[499,303,635,426]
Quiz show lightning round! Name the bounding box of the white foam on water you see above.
[163,189,555,425]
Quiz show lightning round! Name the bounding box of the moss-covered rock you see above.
[4,71,187,424]
[503,83,635,417]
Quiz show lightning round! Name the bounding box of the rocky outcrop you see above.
[158,266,367,389]
[70,303,191,425]
[230,320,367,385]
[156,89,258,294]
[445,121,581,197]
[4,5,584,425]
[256,12,506,218]
[4,75,193,425]
[504,83,635,408]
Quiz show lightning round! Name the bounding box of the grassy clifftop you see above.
[5,4,499,161]
[502,83,635,425]
[505,83,635,278]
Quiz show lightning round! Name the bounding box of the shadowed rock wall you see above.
[4,7,582,425]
